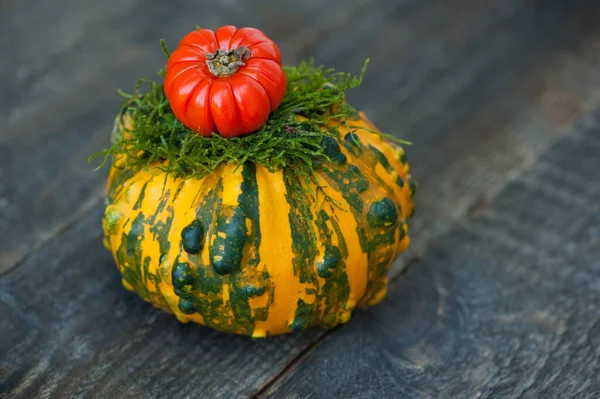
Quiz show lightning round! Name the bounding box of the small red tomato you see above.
[164,26,287,138]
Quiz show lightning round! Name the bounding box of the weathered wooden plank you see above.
[263,112,600,398]
[2,0,600,398]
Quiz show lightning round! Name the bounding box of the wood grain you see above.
[1,0,600,398]
[263,112,600,398]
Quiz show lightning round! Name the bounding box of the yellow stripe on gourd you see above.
[251,168,307,337]
[310,173,367,323]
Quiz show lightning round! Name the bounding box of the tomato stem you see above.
[206,46,251,77]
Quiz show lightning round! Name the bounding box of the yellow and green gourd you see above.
[98,26,416,336]
[102,107,416,338]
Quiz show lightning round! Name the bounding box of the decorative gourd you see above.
[95,25,417,337]
[102,107,416,337]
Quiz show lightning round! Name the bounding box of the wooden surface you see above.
[1,0,600,398]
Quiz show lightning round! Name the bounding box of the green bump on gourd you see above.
[316,246,341,279]
[181,219,204,254]
[289,299,315,332]
[172,261,193,287]
[322,136,347,164]
[103,206,123,234]
[210,207,247,276]
[178,298,196,314]
[396,175,405,188]
[408,177,417,196]
[367,198,398,228]
[316,263,333,279]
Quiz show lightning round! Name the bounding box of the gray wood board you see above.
[1,0,600,398]
[264,113,600,398]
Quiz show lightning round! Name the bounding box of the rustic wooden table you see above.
[2,0,600,397]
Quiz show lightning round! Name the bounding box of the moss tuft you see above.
[90,41,409,207]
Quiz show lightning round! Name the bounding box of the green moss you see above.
[91,61,359,175]
[90,40,409,194]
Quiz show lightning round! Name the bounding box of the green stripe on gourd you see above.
[176,176,225,326]
[150,206,174,258]
[116,213,147,298]
[314,209,350,328]
[322,136,347,164]
[283,173,320,331]
[210,206,247,276]
[132,181,149,210]
[319,157,401,303]
[228,162,264,335]
[367,144,394,173]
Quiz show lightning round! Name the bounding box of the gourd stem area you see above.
[206,46,251,77]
